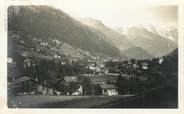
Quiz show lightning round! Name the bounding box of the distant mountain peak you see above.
[112,25,178,57]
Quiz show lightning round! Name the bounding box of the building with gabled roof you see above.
[100,84,118,96]
[8,76,53,96]
[79,74,119,95]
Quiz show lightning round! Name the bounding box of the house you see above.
[7,58,17,82]
[64,76,83,95]
[142,63,149,70]
[72,85,83,95]
[106,73,119,76]
[137,59,151,70]
[53,39,61,45]
[24,58,33,68]
[64,76,78,83]
[40,42,48,46]
[8,76,52,96]
[79,74,119,95]
[152,58,164,65]
[100,84,118,96]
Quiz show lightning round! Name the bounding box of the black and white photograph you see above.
[6,0,179,109]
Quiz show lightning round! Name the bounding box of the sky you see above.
[49,0,177,28]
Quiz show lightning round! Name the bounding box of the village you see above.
[8,51,176,98]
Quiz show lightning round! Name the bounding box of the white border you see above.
[1,0,184,114]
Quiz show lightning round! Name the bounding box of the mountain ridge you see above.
[113,25,178,57]
[78,17,154,59]
[8,6,123,59]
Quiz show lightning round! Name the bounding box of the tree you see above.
[94,84,102,95]
[81,78,92,95]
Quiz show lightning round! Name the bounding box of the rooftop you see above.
[8,76,47,87]
[8,76,32,87]
[64,76,78,83]
[100,84,118,89]
[80,74,118,83]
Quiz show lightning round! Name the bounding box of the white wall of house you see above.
[102,88,118,96]
[72,85,83,95]
[47,88,53,95]
[37,84,43,93]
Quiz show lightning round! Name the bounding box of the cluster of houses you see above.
[8,54,168,97]
[117,57,164,74]
[8,57,119,96]
[8,74,119,96]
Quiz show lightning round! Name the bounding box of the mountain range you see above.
[114,25,178,57]
[8,6,178,60]
[77,17,153,59]
[8,6,122,60]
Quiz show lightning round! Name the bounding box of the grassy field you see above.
[97,86,178,108]
[8,86,177,108]
[8,95,133,108]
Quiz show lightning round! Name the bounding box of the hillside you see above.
[167,48,178,57]
[8,6,122,59]
[123,47,153,59]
